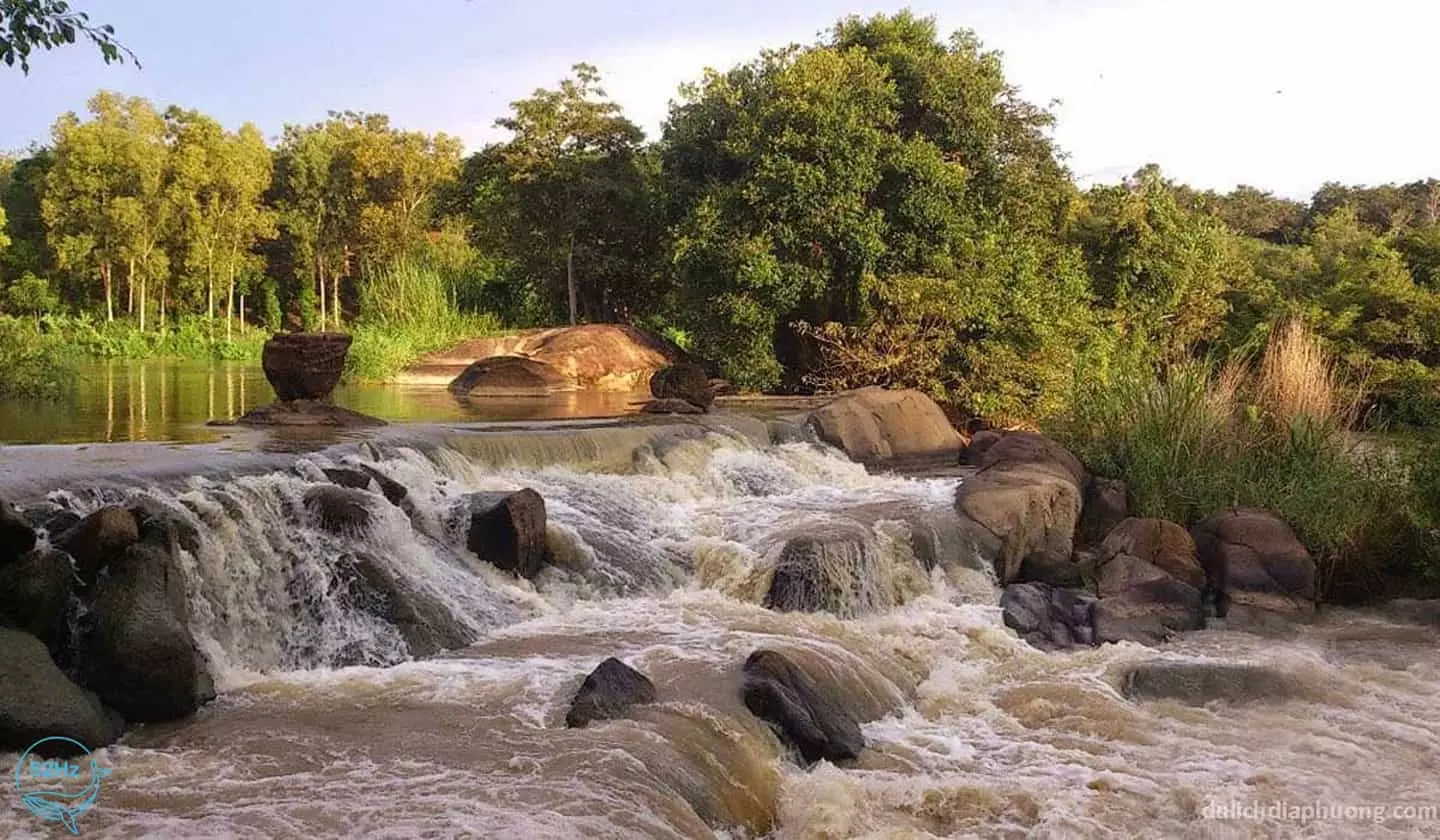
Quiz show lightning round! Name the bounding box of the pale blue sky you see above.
[2,0,1434,198]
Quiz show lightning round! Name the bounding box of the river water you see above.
[2,419,1439,838]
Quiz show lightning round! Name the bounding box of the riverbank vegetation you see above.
[3,9,1440,426]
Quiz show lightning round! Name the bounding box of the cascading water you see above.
[3,422,1440,839]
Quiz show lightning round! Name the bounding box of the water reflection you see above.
[0,360,648,445]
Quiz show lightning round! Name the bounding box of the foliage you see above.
[345,260,502,381]
[0,0,133,73]
[0,315,71,398]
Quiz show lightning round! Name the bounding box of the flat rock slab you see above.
[225,400,387,428]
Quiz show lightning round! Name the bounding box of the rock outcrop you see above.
[1092,518,1205,645]
[1191,509,1317,618]
[741,649,864,764]
[808,387,963,469]
[641,398,706,415]
[649,363,715,411]
[262,331,351,402]
[230,399,387,428]
[1,628,122,753]
[408,324,688,391]
[448,356,574,396]
[565,657,658,728]
[465,489,549,579]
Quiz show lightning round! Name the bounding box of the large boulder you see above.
[1191,509,1317,617]
[79,541,214,722]
[741,649,864,764]
[565,657,658,728]
[0,498,37,563]
[448,356,573,396]
[1120,661,1306,705]
[974,432,1089,489]
[465,489,549,579]
[808,387,964,469]
[261,331,351,401]
[649,363,715,411]
[0,549,75,649]
[1000,582,1095,650]
[53,505,139,587]
[1092,518,1205,645]
[0,628,122,754]
[408,325,688,391]
[764,527,892,619]
[962,430,1004,465]
[954,465,1083,585]
[1079,477,1128,546]
[340,554,477,660]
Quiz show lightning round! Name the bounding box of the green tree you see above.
[0,0,133,73]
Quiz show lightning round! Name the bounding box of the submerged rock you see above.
[1000,581,1096,650]
[465,489,549,579]
[808,387,963,469]
[0,628,122,753]
[741,649,864,764]
[340,554,477,660]
[565,657,658,728]
[649,363,714,411]
[53,505,139,587]
[323,467,377,492]
[764,528,890,618]
[448,356,573,396]
[230,399,387,428]
[0,548,75,649]
[78,541,214,723]
[0,498,37,563]
[304,485,375,535]
[1120,661,1306,705]
[1191,509,1317,618]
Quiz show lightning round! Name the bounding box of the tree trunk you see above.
[159,274,167,329]
[333,250,343,328]
[567,235,577,326]
[225,265,236,342]
[127,259,135,316]
[138,270,146,332]
[101,262,113,322]
[318,255,327,331]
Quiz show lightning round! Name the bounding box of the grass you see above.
[35,313,268,361]
[1052,320,1434,601]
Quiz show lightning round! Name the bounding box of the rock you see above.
[741,649,864,764]
[128,496,203,557]
[649,363,715,410]
[764,527,892,619]
[1000,582,1096,650]
[975,431,1089,489]
[0,628,122,754]
[230,399,387,428]
[0,549,74,649]
[357,464,410,509]
[340,554,477,660]
[53,506,139,587]
[963,430,1004,465]
[1092,518,1205,645]
[261,331,351,401]
[808,387,964,469]
[565,657,658,728]
[303,485,375,535]
[448,356,574,396]
[1015,553,1088,588]
[1079,477,1128,546]
[1190,509,1317,617]
[955,466,1082,585]
[1120,662,1306,705]
[465,490,549,579]
[409,324,689,391]
[0,499,37,563]
[79,541,213,723]
[641,398,706,415]
[40,509,82,538]
[323,467,377,492]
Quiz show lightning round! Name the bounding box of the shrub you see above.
[0,316,73,400]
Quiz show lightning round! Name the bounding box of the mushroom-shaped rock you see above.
[262,331,351,401]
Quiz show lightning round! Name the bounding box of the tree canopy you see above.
[0,0,133,73]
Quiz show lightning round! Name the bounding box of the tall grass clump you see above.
[346,259,503,381]
[1054,320,1412,600]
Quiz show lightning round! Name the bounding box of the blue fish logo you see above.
[13,736,111,834]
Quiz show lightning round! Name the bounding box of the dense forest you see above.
[4,11,1440,425]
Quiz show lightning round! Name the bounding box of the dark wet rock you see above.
[1000,582,1096,650]
[448,355,573,396]
[0,549,75,649]
[1191,509,1317,618]
[340,554,476,660]
[962,430,1004,465]
[40,509,82,539]
[230,399,387,428]
[1120,661,1306,705]
[649,363,715,411]
[465,489,549,579]
[808,387,964,469]
[128,496,203,557]
[641,398,706,415]
[0,628,123,753]
[79,541,213,723]
[1080,477,1128,546]
[0,499,37,564]
[1092,518,1205,645]
[1015,553,1088,588]
[53,505,139,587]
[323,467,377,492]
[565,657,658,728]
[357,464,410,508]
[741,649,864,764]
[304,485,375,535]
[262,331,351,401]
[766,418,811,446]
[764,527,891,619]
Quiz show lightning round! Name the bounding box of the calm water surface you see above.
[0,360,647,445]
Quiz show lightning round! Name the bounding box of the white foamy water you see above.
[3,428,1439,839]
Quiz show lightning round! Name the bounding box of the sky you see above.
[1,0,1435,199]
